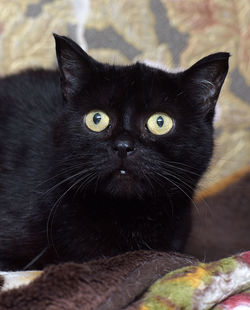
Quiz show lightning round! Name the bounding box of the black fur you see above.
[0,35,229,270]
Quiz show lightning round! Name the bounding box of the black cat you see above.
[0,34,229,270]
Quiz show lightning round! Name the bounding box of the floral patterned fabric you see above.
[0,0,249,189]
[137,252,250,310]
[214,290,250,310]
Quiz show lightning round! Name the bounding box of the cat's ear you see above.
[183,52,230,116]
[53,34,98,100]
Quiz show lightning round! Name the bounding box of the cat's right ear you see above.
[53,34,98,100]
[182,52,230,117]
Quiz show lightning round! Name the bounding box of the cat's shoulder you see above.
[0,69,59,93]
[0,69,62,113]
[0,69,63,130]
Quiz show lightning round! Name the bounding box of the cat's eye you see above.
[85,110,110,132]
[146,113,173,135]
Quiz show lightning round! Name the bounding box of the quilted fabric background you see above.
[0,0,249,190]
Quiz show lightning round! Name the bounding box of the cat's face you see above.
[53,35,229,200]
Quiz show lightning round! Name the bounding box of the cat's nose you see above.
[113,138,135,158]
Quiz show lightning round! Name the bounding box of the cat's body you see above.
[0,35,229,270]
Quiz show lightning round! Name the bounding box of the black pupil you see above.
[157,116,164,127]
[93,113,101,125]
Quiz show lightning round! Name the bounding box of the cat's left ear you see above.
[53,34,99,101]
[183,52,230,115]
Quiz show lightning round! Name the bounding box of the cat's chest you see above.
[49,198,183,259]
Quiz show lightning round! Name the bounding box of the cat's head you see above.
[53,34,229,201]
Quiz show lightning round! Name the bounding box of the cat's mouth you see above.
[112,168,133,179]
[100,167,140,198]
[115,169,129,176]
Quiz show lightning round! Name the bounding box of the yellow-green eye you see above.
[147,112,173,135]
[85,110,110,132]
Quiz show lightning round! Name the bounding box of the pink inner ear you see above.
[63,66,75,81]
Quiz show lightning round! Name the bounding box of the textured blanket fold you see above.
[0,251,197,310]
[0,251,249,310]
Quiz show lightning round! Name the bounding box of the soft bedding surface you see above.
[0,251,249,310]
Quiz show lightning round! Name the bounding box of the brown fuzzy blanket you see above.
[0,251,197,310]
